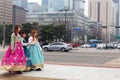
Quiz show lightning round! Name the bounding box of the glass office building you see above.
[42,0,48,6]
[48,0,65,12]
[13,0,28,10]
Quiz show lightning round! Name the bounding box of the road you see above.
[0,48,120,66]
[44,48,120,66]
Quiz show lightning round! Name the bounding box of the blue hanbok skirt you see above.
[23,46,32,67]
[28,43,44,69]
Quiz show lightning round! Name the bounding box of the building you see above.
[113,0,120,39]
[42,0,85,13]
[26,11,89,42]
[88,0,115,41]
[13,0,28,10]
[42,0,48,6]
[12,5,27,25]
[73,0,85,13]
[28,2,47,13]
[48,0,65,12]
[13,0,28,25]
[0,0,12,24]
[26,11,88,25]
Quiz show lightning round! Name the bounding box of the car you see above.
[71,43,80,47]
[97,43,106,49]
[117,44,120,49]
[105,43,114,49]
[90,43,97,48]
[81,44,91,48]
[43,42,72,52]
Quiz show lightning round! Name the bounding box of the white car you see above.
[97,43,106,49]
[43,42,72,52]
[117,44,120,49]
[81,44,91,48]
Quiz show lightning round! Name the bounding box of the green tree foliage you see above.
[40,24,66,42]
[0,23,69,44]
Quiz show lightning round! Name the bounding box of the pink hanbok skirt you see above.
[1,42,26,71]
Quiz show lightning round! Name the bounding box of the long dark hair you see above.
[14,25,21,36]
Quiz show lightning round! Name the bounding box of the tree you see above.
[6,24,13,44]
[0,24,3,44]
[40,24,66,42]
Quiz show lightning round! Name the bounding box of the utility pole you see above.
[106,1,108,42]
[2,0,6,48]
[97,0,101,40]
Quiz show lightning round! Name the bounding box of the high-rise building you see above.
[73,0,85,13]
[27,2,48,13]
[13,5,27,25]
[113,0,120,40]
[13,0,28,10]
[42,0,48,6]
[88,0,115,41]
[0,0,12,24]
[44,0,85,13]
[48,0,65,12]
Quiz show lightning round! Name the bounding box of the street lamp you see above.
[2,0,6,48]
[106,0,108,42]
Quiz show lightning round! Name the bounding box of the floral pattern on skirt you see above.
[1,42,26,71]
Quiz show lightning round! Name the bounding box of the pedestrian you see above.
[28,30,44,71]
[20,31,32,72]
[0,25,26,74]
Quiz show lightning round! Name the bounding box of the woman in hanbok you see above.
[21,32,32,71]
[1,25,26,74]
[28,30,44,71]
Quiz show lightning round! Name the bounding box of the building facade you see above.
[48,0,65,12]
[0,0,12,24]
[28,2,47,13]
[13,0,28,10]
[42,0,85,13]
[88,0,115,41]
[73,0,85,13]
[42,0,48,6]
[13,5,27,25]
[113,0,120,40]
[26,11,89,26]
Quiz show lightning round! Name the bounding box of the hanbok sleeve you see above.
[28,37,35,45]
[37,42,43,51]
[11,33,15,50]
[21,38,29,46]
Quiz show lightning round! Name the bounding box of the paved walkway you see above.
[0,64,120,80]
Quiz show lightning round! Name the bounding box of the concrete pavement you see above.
[1,47,120,79]
[1,64,120,80]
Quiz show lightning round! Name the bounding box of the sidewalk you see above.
[0,46,8,51]
[0,64,120,80]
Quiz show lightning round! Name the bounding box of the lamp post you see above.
[96,0,101,40]
[106,1,108,42]
[2,0,6,48]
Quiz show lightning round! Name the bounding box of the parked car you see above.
[97,43,106,49]
[117,44,120,49]
[81,44,91,48]
[90,43,97,48]
[71,43,80,47]
[43,42,72,52]
[105,43,114,49]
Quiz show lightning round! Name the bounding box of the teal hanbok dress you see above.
[28,37,44,69]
